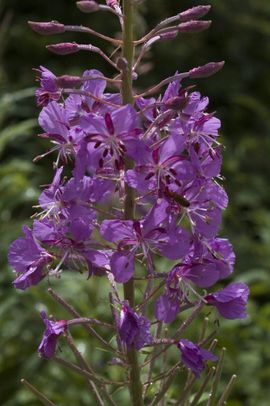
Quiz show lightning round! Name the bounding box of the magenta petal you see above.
[38,311,66,358]
[8,226,43,273]
[13,266,45,290]
[192,207,222,238]
[111,104,139,135]
[177,338,217,378]
[155,294,180,323]
[143,200,169,235]
[158,227,191,260]
[206,282,249,319]
[38,101,68,138]
[100,220,134,242]
[110,251,135,283]
[159,133,185,162]
[125,169,150,192]
[124,139,150,164]
[82,69,106,98]
[187,263,220,288]
[119,304,152,350]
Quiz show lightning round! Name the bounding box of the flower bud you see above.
[116,57,128,71]
[159,30,179,40]
[178,20,212,33]
[189,61,225,78]
[179,5,211,22]
[106,0,119,7]
[56,75,82,88]
[46,42,79,55]
[76,1,100,13]
[28,21,65,35]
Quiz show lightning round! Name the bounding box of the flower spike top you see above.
[9,2,249,399]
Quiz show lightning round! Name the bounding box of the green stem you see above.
[121,1,143,405]
[122,0,134,105]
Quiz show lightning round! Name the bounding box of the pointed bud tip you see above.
[189,61,225,78]
[76,1,100,13]
[28,21,65,35]
[46,43,79,55]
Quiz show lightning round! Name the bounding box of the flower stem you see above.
[121,1,143,405]
[21,379,56,406]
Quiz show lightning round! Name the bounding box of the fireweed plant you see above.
[8,1,249,405]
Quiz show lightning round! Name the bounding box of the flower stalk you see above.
[121,2,144,405]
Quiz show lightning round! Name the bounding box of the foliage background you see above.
[1,0,270,405]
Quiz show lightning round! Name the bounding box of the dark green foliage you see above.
[0,0,269,404]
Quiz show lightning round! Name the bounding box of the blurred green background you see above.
[1,0,270,405]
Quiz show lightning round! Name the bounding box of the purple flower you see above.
[8,226,52,290]
[177,339,218,377]
[34,66,60,107]
[80,104,145,170]
[100,200,191,282]
[119,303,152,350]
[33,216,110,278]
[125,133,194,194]
[38,311,67,358]
[38,101,84,163]
[155,236,235,324]
[173,237,235,289]
[165,179,226,238]
[189,145,222,179]
[205,282,249,319]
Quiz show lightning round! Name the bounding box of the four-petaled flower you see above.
[38,311,67,358]
[8,226,52,290]
[101,200,190,282]
[118,302,152,350]
[177,338,218,377]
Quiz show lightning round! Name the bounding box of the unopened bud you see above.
[178,20,211,34]
[117,57,128,71]
[179,5,211,22]
[56,75,82,88]
[159,30,179,40]
[106,0,119,7]
[46,43,79,55]
[76,1,100,13]
[28,21,65,35]
[189,61,225,78]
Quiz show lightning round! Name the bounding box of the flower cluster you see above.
[8,2,249,382]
